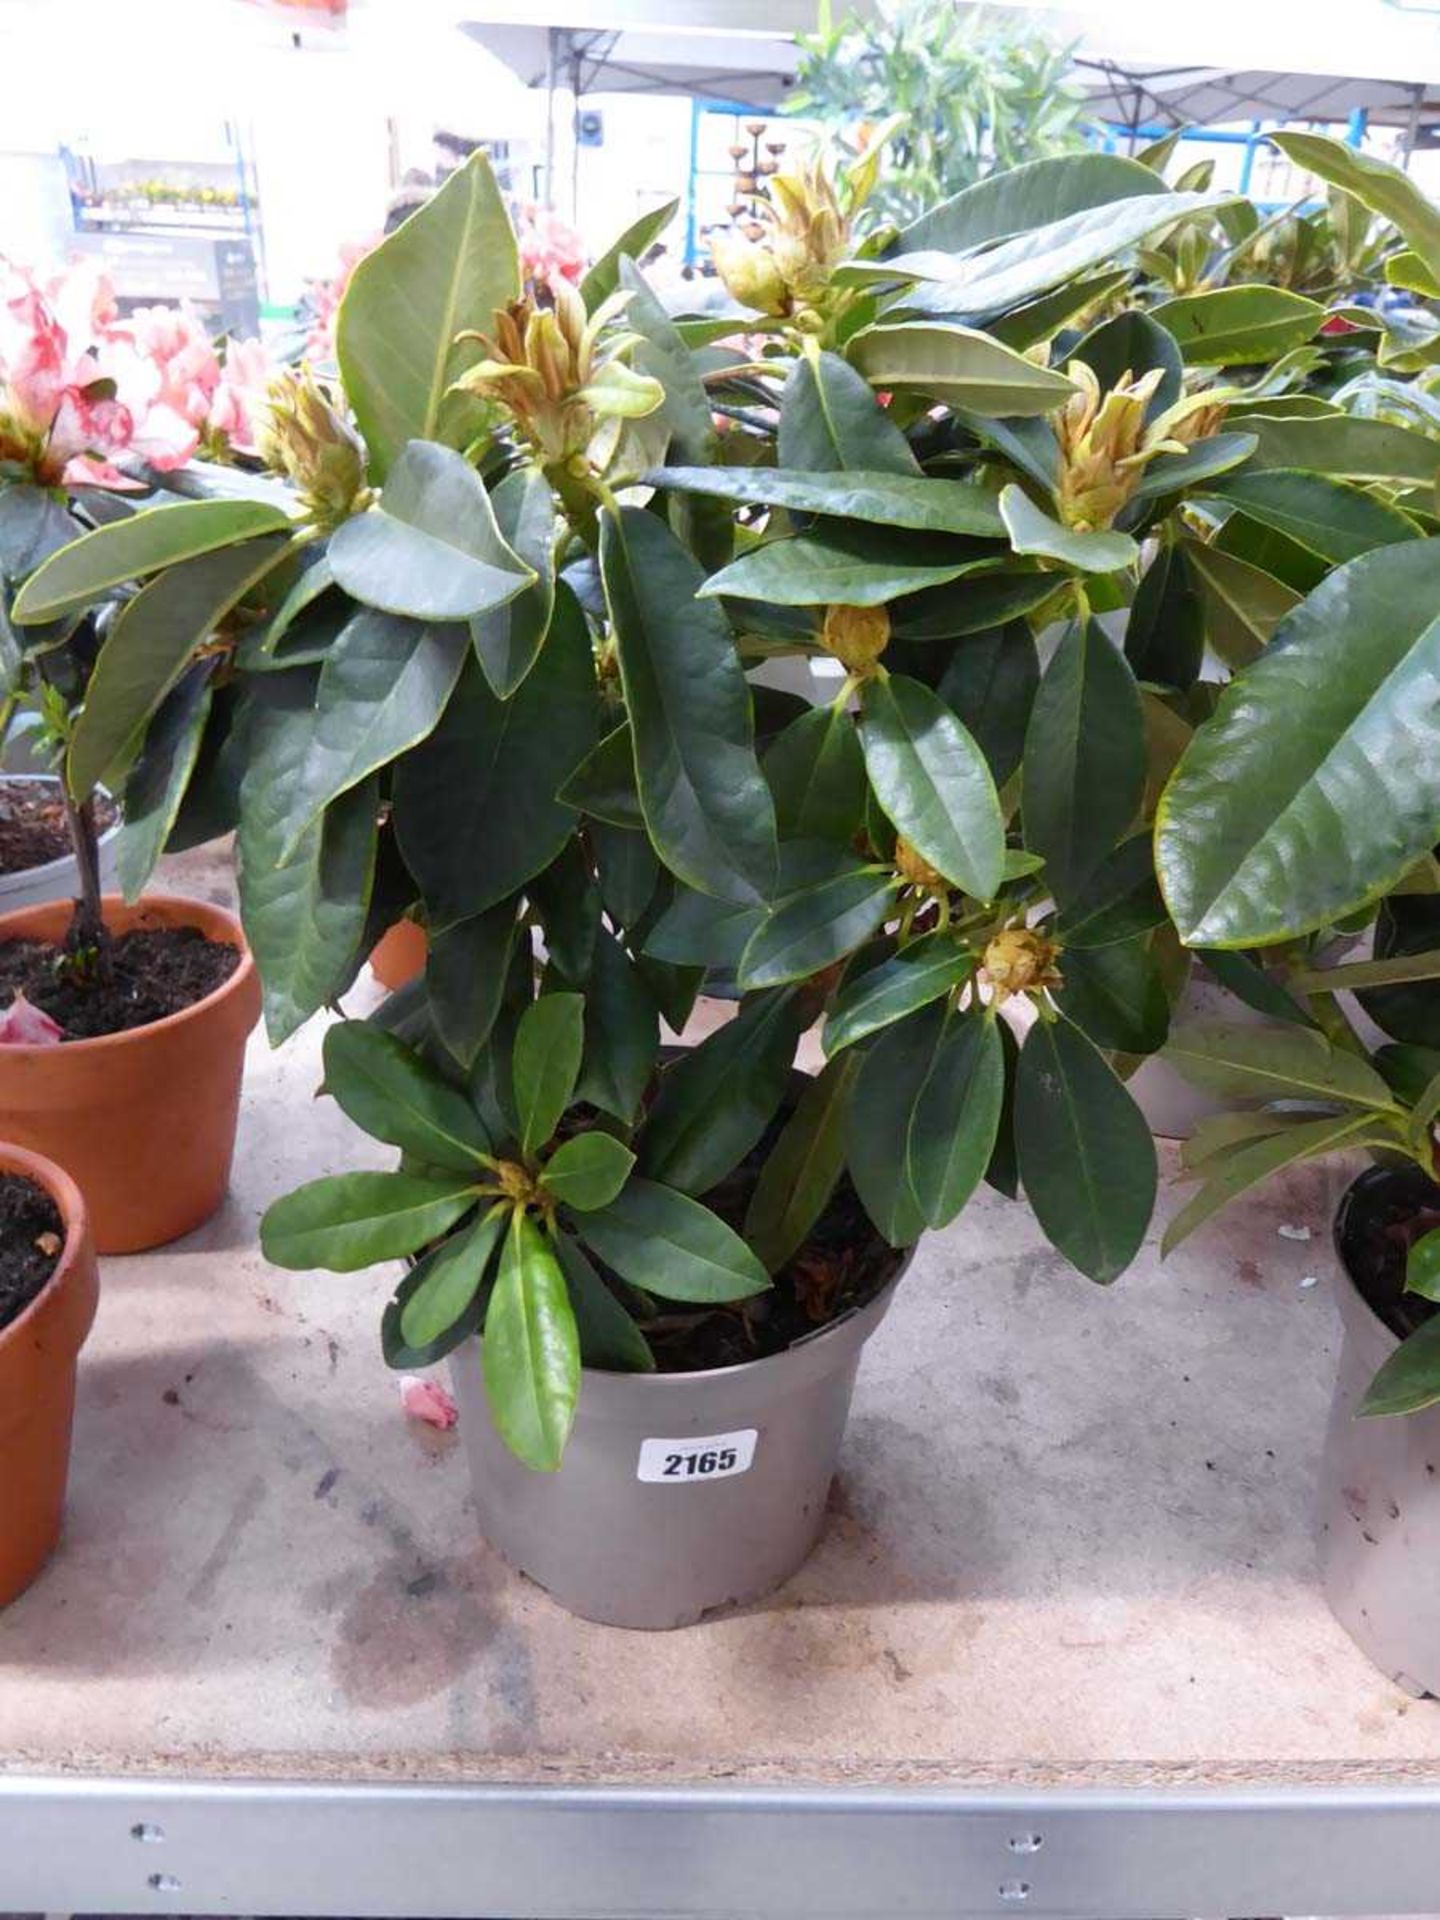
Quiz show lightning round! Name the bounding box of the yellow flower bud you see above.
[711,232,789,316]
[980,929,1063,1003]
[894,837,947,894]
[257,368,368,531]
[822,602,889,675]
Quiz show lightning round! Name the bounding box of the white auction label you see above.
[637,1428,758,1484]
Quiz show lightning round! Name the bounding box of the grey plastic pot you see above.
[450,1263,907,1630]
[1319,1168,1440,1698]
[0,774,119,913]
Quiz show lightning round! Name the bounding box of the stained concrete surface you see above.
[1,846,1438,1790]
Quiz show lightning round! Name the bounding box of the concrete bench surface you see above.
[2,849,1436,1794]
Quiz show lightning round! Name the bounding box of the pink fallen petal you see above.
[399,1376,458,1430]
[0,992,63,1045]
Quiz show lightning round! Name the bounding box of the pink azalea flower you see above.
[399,1375,459,1430]
[0,992,63,1046]
[0,260,200,482]
[516,205,586,289]
[207,336,273,454]
[305,236,377,363]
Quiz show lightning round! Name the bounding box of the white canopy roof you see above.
[460,0,1440,130]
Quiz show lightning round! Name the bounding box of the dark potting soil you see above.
[0,926,240,1039]
[592,1101,906,1375]
[1336,1164,1440,1344]
[0,777,116,877]
[0,1172,63,1332]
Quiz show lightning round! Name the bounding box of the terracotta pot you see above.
[0,1142,98,1607]
[370,917,428,991]
[0,894,260,1253]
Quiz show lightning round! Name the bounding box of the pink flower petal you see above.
[399,1376,458,1430]
[0,991,63,1045]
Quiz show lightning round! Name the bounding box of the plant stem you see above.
[61,784,109,967]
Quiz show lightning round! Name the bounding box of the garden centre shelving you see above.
[1,848,1438,1920]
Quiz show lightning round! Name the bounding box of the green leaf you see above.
[896,190,1238,321]
[68,536,285,797]
[581,200,677,311]
[581,1178,771,1302]
[470,467,557,697]
[336,150,519,481]
[1022,619,1145,904]
[383,1233,492,1369]
[329,441,534,622]
[399,1208,506,1350]
[860,673,1004,900]
[573,927,659,1124]
[619,257,713,464]
[542,1131,636,1212]
[845,1003,940,1246]
[1073,309,1182,417]
[1180,536,1299,669]
[847,322,1076,416]
[1292,946,1440,995]
[1240,413,1440,486]
[705,530,993,606]
[653,466,1005,537]
[554,1231,654,1371]
[512,992,585,1154]
[557,720,644,828]
[601,505,777,905]
[1129,432,1258,506]
[639,989,804,1195]
[778,349,919,475]
[281,611,469,860]
[482,1212,580,1472]
[1053,833,1165,949]
[237,681,377,1045]
[935,620,1038,785]
[261,1171,476,1271]
[1359,1315,1440,1417]
[892,570,1055,640]
[1194,949,1315,1027]
[907,1006,1005,1229]
[1156,540,1440,945]
[1015,1017,1157,1283]
[1125,541,1203,689]
[1271,131,1440,292]
[427,903,520,1069]
[1163,1112,1383,1255]
[322,1020,491,1169]
[1159,1021,1399,1110]
[896,152,1165,255]
[1054,937,1170,1054]
[764,704,867,844]
[1000,485,1138,573]
[643,884,762,968]
[824,936,971,1056]
[1153,287,1324,364]
[1406,1227,1440,1304]
[737,863,898,991]
[393,593,597,930]
[743,1053,858,1273]
[988,269,1133,354]
[116,664,213,902]
[1208,470,1419,567]
[12,498,292,624]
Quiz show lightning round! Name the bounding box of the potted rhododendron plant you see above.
[0,261,274,1250]
[25,126,1440,1632]
[1144,135,1440,1695]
